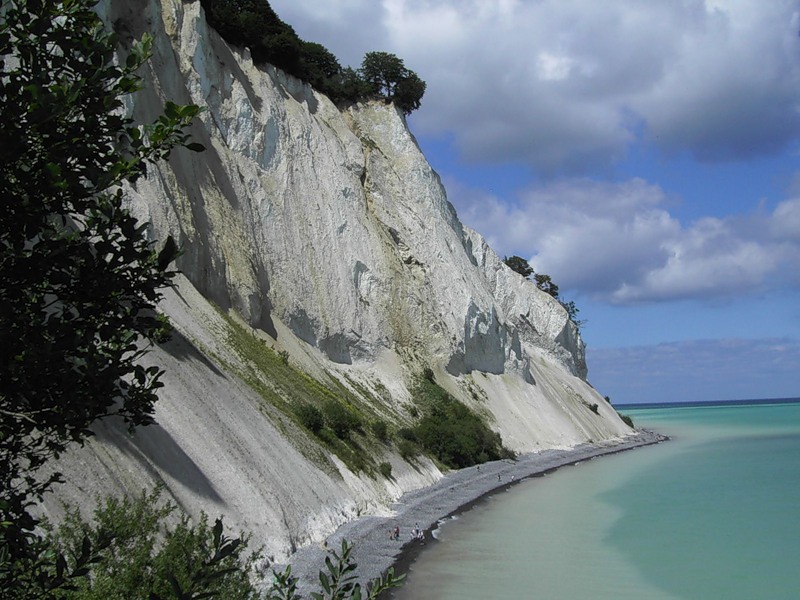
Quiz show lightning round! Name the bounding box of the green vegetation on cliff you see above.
[200,0,426,114]
[503,255,585,328]
[409,375,513,469]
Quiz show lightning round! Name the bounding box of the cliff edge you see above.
[44,0,634,562]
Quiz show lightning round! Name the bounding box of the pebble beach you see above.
[278,430,667,596]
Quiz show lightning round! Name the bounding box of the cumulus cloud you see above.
[270,0,800,174]
[447,177,800,304]
[267,0,800,303]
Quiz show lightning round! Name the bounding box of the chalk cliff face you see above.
[45,0,633,561]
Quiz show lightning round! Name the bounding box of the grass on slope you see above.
[215,310,391,477]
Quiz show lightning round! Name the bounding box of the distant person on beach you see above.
[498,474,501,481]
[394,525,400,540]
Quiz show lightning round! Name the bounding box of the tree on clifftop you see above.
[504,255,534,278]
[360,51,427,115]
[534,273,559,298]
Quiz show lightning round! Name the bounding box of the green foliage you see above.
[297,403,325,434]
[300,41,342,90]
[359,51,406,97]
[397,440,419,462]
[397,428,418,443]
[378,462,393,479]
[534,273,559,299]
[201,0,300,70]
[323,400,363,440]
[410,379,510,469]
[329,67,373,103]
[0,0,202,592]
[503,256,534,278]
[358,51,427,113]
[201,0,425,113]
[619,413,634,428]
[393,72,427,115]
[216,314,384,476]
[266,540,404,600]
[370,419,389,442]
[560,299,584,325]
[45,489,256,600]
[502,257,559,298]
[27,490,405,600]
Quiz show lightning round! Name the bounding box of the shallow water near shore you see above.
[391,400,800,600]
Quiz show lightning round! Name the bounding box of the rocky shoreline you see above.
[273,429,667,596]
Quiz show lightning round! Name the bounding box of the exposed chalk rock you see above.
[42,0,633,562]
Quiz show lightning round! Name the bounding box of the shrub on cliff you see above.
[323,399,363,440]
[371,419,389,441]
[297,403,325,434]
[503,257,585,329]
[411,379,509,469]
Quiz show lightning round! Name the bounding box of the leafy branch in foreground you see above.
[0,0,203,594]
[42,489,255,600]
[11,487,405,600]
[266,539,405,600]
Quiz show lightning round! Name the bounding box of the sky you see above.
[269,0,800,404]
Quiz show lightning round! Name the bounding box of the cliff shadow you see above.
[94,416,224,504]
[160,325,226,379]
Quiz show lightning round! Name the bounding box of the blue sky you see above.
[270,0,800,404]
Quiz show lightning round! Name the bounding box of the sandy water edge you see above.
[268,429,668,596]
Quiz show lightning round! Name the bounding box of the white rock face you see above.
[43,0,633,561]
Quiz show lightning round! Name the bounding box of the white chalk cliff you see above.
[45,0,634,561]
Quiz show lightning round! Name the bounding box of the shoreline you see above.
[276,429,667,596]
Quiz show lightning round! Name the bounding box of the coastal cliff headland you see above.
[41,0,644,568]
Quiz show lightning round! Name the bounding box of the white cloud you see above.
[536,52,576,81]
[448,177,800,304]
[267,0,800,304]
[271,0,800,173]
[771,198,800,242]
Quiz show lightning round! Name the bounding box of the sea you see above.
[390,398,800,600]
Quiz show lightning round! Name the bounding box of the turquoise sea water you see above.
[391,400,800,600]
